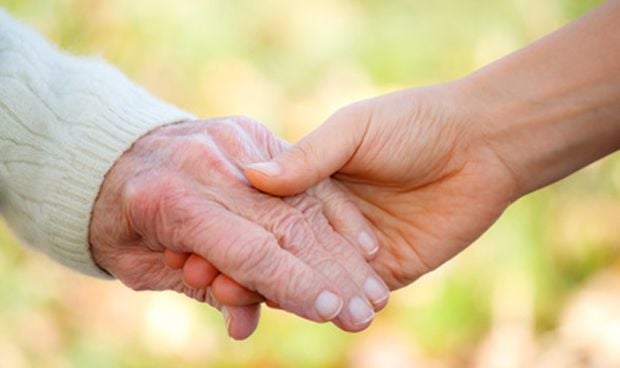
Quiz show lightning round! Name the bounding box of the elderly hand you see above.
[89,116,389,340]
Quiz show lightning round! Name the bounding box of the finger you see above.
[111,248,261,340]
[169,201,345,324]
[235,192,377,331]
[245,104,369,196]
[310,180,380,259]
[307,216,389,313]
[204,288,261,340]
[284,194,389,321]
[211,274,265,305]
[182,254,219,289]
[164,249,190,269]
[177,265,261,340]
[180,253,264,305]
[222,305,261,340]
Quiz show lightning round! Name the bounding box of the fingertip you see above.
[244,162,316,197]
[349,296,375,325]
[223,305,261,340]
[372,296,389,312]
[314,290,344,322]
[331,316,374,333]
[358,231,380,259]
[243,166,271,190]
[244,165,296,197]
[363,277,390,311]
[245,162,282,177]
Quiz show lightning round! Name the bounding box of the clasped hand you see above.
[90,83,518,340]
[89,116,389,339]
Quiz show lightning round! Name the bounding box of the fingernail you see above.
[315,291,343,321]
[364,277,389,305]
[349,296,375,326]
[358,231,378,255]
[246,162,282,177]
[221,306,232,333]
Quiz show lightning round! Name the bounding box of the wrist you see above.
[449,2,620,199]
[428,80,523,204]
[448,76,534,199]
[455,71,620,200]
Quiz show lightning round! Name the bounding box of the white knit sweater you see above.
[0,9,193,278]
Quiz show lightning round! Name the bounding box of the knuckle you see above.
[310,179,346,204]
[123,177,152,214]
[321,228,358,257]
[206,119,241,145]
[178,131,241,180]
[175,136,218,166]
[272,211,308,252]
[284,195,331,237]
[122,176,161,232]
[293,196,325,224]
[206,119,258,163]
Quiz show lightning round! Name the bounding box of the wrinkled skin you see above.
[89,117,389,340]
[181,83,518,294]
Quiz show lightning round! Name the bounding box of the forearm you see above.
[458,0,620,197]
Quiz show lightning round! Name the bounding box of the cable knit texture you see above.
[0,9,193,278]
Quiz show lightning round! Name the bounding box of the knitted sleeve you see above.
[0,8,193,278]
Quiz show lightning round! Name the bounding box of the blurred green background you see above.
[0,0,618,367]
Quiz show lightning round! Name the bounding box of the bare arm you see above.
[460,0,620,197]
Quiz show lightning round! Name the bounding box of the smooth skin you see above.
[172,0,620,336]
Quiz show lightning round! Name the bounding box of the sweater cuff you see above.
[44,62,193,278]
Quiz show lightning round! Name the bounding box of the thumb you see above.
[245,104,369,196]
